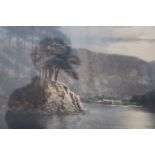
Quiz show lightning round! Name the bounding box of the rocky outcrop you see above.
[7,76,84,114]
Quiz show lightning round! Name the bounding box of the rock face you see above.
[7,76,83,114]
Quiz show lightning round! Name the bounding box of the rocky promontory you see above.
[5,76,84,128]
[7,76,84,114]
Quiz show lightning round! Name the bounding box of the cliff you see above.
[7,76,83,114]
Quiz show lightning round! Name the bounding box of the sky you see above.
[61,26,155,62]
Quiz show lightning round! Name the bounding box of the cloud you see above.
[105,41,155,61]
[61,26,155,61]
[113,27,155,40]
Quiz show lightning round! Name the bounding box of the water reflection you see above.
[120,106,154,128]
[45,114,83,129]
[41,104,155,129]
[4,104,155,129]
[5,111,46,129]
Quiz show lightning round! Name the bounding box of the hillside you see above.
[59,49,155,99]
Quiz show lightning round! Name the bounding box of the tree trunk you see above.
[49,68,54,81]
[54,68,60,81]
[31,27,34,78]
[8,34,12,48]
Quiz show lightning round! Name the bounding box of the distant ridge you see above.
[60,48,155,99]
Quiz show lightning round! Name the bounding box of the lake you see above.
[1,103,155,129]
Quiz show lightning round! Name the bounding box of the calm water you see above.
[1,103,155,129]
[44,104,155,129]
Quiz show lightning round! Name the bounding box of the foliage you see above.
[0,27,71,78]
[32,37,81,81]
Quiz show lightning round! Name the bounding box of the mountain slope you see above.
[60,49,155,99]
